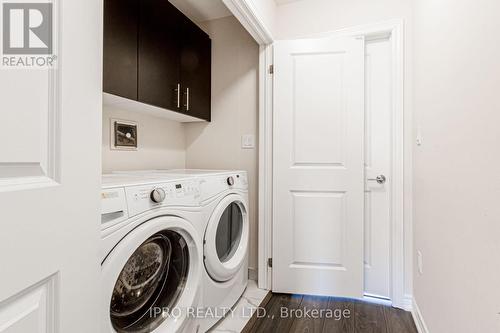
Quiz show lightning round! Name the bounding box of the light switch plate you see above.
[241,134,255,149]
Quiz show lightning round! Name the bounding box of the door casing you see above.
[364,35,393,300]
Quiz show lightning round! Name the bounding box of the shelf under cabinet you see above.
[103,93,207,123]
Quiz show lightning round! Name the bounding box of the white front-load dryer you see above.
[199,177,249,332]
[101,174,205,333]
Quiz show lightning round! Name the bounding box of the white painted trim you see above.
[412,298,430,333]
[0,273,58,332]
[286,19,405,41]
[388,20,408,311]
[257,44,273,290]
[400,294,414,311]
[363,295,393,307]
[0,176,59,193]
[222,0,273,45]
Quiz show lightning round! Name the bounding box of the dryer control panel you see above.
[125,180,201,217]
[198,172,248,202]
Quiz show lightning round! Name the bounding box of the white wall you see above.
[102,106,186,173]
[249,0,276,36]
[273,0,412,40]
[185,16,260,274]
[413,0,500,332]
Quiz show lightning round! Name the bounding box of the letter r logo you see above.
[3,3,53,54]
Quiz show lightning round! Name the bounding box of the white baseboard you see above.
[412,298,430,333]
[363,295,392,307]
[400,294,414,311]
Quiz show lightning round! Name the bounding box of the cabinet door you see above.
[180,20,212,121]
[103,0,138,100]
[138,0,182,110]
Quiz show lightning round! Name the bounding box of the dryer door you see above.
[204,194,249,282]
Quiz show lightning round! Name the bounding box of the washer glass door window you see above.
[204,195,249,282]
[110,230,189,333]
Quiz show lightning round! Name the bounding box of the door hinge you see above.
[268,258,273,268]
[269,65,274,74]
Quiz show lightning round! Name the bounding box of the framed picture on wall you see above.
[111,119,138,150]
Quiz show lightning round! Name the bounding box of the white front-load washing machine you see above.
[112,170,250,332]
[100,174,205,333]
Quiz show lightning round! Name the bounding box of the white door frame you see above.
[223,0,412,311]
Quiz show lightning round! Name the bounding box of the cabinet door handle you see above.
[175,83,180,108]
[184,87,190,111]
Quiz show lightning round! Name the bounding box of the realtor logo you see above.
[1,1,56,68]
[3,3,52,54]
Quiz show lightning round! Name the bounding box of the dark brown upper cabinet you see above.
[138,0,181,111]
[180,17,212,121]
[103,0,212,122]
[103,0,138,100]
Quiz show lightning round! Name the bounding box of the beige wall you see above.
[102,106,186,173]
[184,16,260,273]
[413,0,500,332]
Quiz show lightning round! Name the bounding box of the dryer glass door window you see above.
[215,202,243,262]
[110,230,189,332]
[204,195,249,282]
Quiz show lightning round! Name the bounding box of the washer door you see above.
[204,194,249,282]
[102,216,201,333]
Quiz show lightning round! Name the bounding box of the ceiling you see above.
[169,0,232,22]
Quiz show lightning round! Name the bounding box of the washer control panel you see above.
[125,180,201,217]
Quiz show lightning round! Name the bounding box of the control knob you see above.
[150,188,166,203]
[227,176,235,186]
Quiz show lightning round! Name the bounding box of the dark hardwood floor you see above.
[242,293,417,333]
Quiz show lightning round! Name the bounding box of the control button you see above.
[227,176,235,186]
[150,188,166,203]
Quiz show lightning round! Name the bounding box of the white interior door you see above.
[364,37,392,299]
[273,36,365,297]
[0,1,102,332]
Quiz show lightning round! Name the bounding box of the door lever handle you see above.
[367,175,387,184]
